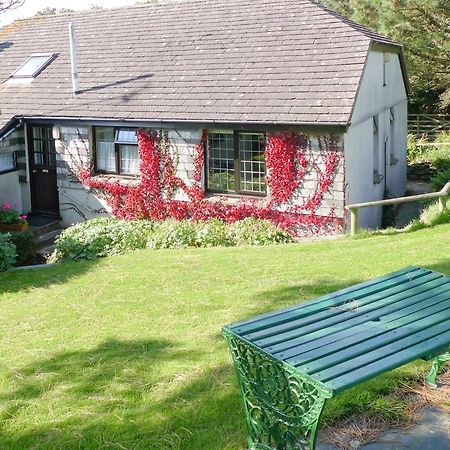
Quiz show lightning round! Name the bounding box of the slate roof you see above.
[0,0,403,134]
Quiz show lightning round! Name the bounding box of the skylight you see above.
[11,53,57,79]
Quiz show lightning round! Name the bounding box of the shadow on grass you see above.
[0,338,245,450]
[0,259,95,296]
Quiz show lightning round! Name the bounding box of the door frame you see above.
[27,123,60,217]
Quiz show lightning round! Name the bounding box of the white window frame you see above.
[10,53,58,79]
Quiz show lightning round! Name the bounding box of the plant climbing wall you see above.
[75,128,345,237]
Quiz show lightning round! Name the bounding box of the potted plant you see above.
[0,203,28,232]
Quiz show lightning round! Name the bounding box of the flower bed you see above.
[50,217,294,262]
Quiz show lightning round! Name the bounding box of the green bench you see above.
[223,267,450,450]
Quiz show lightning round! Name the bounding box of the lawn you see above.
[0,224,449,449]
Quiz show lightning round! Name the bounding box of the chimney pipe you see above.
[69,22,80,94]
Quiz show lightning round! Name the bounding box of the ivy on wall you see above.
[77,129,343,237]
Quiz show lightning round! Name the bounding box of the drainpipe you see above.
[69,22,80,94]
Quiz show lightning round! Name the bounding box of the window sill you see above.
[205,191,267,204]
[92,173,140,186]
[0,168,18,176]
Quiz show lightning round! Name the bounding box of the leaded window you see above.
[207,130,266,195]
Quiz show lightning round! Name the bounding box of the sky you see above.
[0,0,140,26]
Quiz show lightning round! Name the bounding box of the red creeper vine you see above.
[77,129,343,237]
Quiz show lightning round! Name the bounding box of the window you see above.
[389,107,398,165]
[95,127,139,175]
[0,152,16,173]
[31,126,57,166]
[373,116,383,184]
[383,52,391,87]
[207,130,266,195]
[11,53,57,79]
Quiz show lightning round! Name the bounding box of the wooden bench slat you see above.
[327,331,450,392]
[255,275,446,349]
[295,306,450,373]
[230,266,424,335]
[277,284,450,361]
[313,320,450,383]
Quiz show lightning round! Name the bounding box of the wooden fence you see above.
[408,114,450,137]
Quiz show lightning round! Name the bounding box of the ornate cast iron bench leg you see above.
[224,329,332,450]
[426,351,450,388]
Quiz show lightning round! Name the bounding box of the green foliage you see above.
[228,217,294,246]
[408,132,450,189]
[417,201,450,226]
[2,230,36,266]
[407,132,450,165]
[147,220,198,249]
[53,218,293,261]
[0,233,16,271]
[320,0,450,112]
[431,168,450,191]
[51,218,155,262]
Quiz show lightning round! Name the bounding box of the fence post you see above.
[438,196,447,212]
[350,208,358,236]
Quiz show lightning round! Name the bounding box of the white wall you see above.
[0,127,29,214]
[344,49,408,229]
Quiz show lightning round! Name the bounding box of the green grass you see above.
[0,224,449,449]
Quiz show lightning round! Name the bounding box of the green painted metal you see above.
[223,328,332,450]
[426,350,450,388]
[223,267,450,450]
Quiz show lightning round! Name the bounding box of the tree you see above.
[320,0,450,113]
[35,7,74,16]
[0,0,24,14]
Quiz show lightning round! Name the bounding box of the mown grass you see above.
[0,224,449,449]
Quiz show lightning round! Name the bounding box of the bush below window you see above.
[51,217,294,262]
[0,234,16,271]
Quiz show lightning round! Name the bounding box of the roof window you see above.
[11,53,57,79]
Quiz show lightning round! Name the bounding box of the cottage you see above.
[0,0,408,232]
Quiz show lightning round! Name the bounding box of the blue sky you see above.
[0,0,140,26]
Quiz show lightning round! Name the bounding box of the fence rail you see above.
[346,181,450,236]
[408,114,450,136]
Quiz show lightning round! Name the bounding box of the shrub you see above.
[431,168,450,191]
[2,231,36,266]
[51,218,155,262]
[228,218,294,246]
[417,202,450,227]
[0,233,16,271]
[194,219,234,247]
[52,217,294,261]
[147,220,197,249]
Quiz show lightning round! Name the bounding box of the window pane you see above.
[13,54,54,78]
[239,133,266,193]
[97,141,116,172]
[208,132,235,191]
[0,153,15,172]
[96,127,115,141]
[116,129,138,144]
[120,145,139,175]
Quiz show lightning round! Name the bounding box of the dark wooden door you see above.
[28,125,60,216]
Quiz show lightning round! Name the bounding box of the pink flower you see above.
[2,203,11,209]
[19,215,27,220]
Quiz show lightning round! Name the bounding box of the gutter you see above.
[0,118,22,143]
[19,115,350,131]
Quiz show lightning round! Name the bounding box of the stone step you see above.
[36,244,57,256]
[35,229,64,257]
[30,220,61,238]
